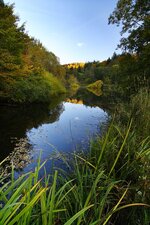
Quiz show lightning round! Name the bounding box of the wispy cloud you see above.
[77,42,84,47]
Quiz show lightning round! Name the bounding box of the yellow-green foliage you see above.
[86,80,103,96]
[0,72,66,103]
[68,75,80,89]
[0,2,66,104]
[65,62,85,69]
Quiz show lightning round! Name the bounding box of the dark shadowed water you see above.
[0,89,109,176]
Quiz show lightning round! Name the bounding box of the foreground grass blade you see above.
[48,170,57,225]
[109,120,132,176]
[102,187,128,225]
[74,154,96,170]
[64,204,94,225]
[40,192,47,225]
[97,123,112,166]
[5,188,46,225]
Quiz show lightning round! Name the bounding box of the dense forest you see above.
[0,0,66,103]
[65,0,150,97]
[64,50,149,98]
[0,0,149,104]
[0,0,150,224]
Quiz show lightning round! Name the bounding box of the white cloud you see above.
[77,42,84,47]
[74,117,80,120]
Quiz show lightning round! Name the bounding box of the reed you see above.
[0,118,149,225]
[0,88,150,224]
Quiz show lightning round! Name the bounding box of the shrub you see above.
[0,72,66,103]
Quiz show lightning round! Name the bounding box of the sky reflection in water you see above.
[0,93,108,176]
[27,102,107,160]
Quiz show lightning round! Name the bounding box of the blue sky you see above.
[7,0,121,64]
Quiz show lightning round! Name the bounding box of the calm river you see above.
[0,89,109,176]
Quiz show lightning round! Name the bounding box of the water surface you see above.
[0,90,108,175]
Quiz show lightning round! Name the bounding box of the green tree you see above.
[109,0,150,91]
[108,0,150,54]
[0,2,25,72]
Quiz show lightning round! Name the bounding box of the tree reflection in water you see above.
[0,90,109,176]
[0,96,65,164]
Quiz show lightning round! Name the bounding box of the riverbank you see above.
[0,72,66,104]
[0,88,150,225]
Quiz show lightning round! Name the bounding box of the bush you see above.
[0,72,66,103]
[86,80,103,96]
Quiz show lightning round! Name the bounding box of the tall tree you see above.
[108,0,150,54]
[0,2,25,72]
[0,0,4,6]
[109,0,150,90]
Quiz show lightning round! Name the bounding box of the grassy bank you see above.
[86,80,103,96]
[0,89,150,225]
[0,72,66,104]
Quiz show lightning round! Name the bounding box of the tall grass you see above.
[0,88,150,224]
[131,88,150,137]
[65,120,150,225]
[0,118,150,225]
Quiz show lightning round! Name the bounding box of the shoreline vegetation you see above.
[0,91,150,224]
[86,80,103,96]
[0,0,150,224]
[0,72,66,104]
